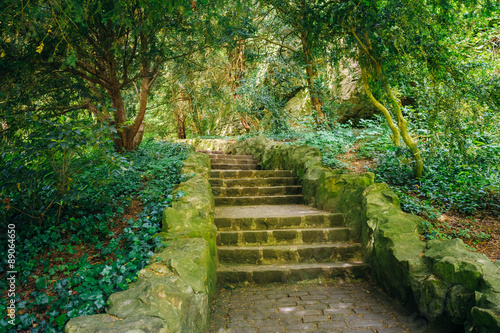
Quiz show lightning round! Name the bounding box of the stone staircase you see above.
[201,150,368,285]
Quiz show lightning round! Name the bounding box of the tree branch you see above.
[65,67,110,90]
[252,36,299,53]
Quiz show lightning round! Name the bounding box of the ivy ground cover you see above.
[0,140,190,333]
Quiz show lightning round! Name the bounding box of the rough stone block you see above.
[65,314,167,333]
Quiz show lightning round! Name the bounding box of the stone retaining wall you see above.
[65,151,217,333]
[202,135,500,333]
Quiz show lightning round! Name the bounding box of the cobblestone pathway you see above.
[210,282,430,333]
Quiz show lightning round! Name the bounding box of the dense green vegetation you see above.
[1,0,499,331]
[236,110,499,219]
[1,138,190,332]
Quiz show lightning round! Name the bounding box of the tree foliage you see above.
[1,0,210,151]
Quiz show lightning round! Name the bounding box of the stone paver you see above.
[210,282,432,333]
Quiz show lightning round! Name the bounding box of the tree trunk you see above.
[353,28,423,178]
[299,31,325,121]
[176,88,187,139]
[109,90,128,152]
[228,40,251,132]
[109,65,151,152]
[361,67,401,146]
[133,122,145,149]
[186,93,204,136]
[176,111,186,139]
[381,76,424,178]
[228,39,246,96]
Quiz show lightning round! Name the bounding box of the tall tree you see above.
[327,0,499,178]
[1,0,208,151]
[263,0,327,121]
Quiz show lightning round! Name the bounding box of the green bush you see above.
[0,136,190,333]
[373,136,500,215]
[289,128,356,169]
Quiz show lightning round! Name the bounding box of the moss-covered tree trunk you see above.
[353,28,424,178]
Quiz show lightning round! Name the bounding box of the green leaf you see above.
[36,277,48,290]
[34,292,50,305]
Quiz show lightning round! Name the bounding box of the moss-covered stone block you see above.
[364,184,402,218]
[474,289,500,317]
[160,152,217,261]
[445,284,474,324]
[379,214,422,239]
[416,275,450,320]
[433,257,483,290]
[425,239,496,290]
[470,306,500,333]
[155,238,216,299]
[106,274,187,332]
[65,314,168,333]
[483,274,500,293]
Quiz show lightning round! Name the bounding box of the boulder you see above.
[329,60,376,124]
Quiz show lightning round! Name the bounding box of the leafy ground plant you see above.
[0,139,191,333]
[355,115,500,258]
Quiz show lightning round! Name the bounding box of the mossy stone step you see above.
[215,205,344,231]
[218,243,362,264]
[197,150,224,154]
[210,158,259,165]
[212,185,302,197]
[215,214,344,231]
[217,227,351,246]
[215,195,304,206]
[210,163,261,170]
[217,262,369,285]
[210,177,297,187]
[210,170,294,179]
[209,155,254,161]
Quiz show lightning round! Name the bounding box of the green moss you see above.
[471,307,500,333]
[417,275,451,319]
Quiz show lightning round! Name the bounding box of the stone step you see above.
[210,163,261,170]
[215,205,344,231]
[212,185,302,197]
[210,177,297,187]
[210,158,258,165]
[209,155,254,161]
[217,262,369,285]
[215,195,304,206]
[217,227,351,246]
[197,150,225,154]
[218,243,362,264]
[210,170,293,179]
